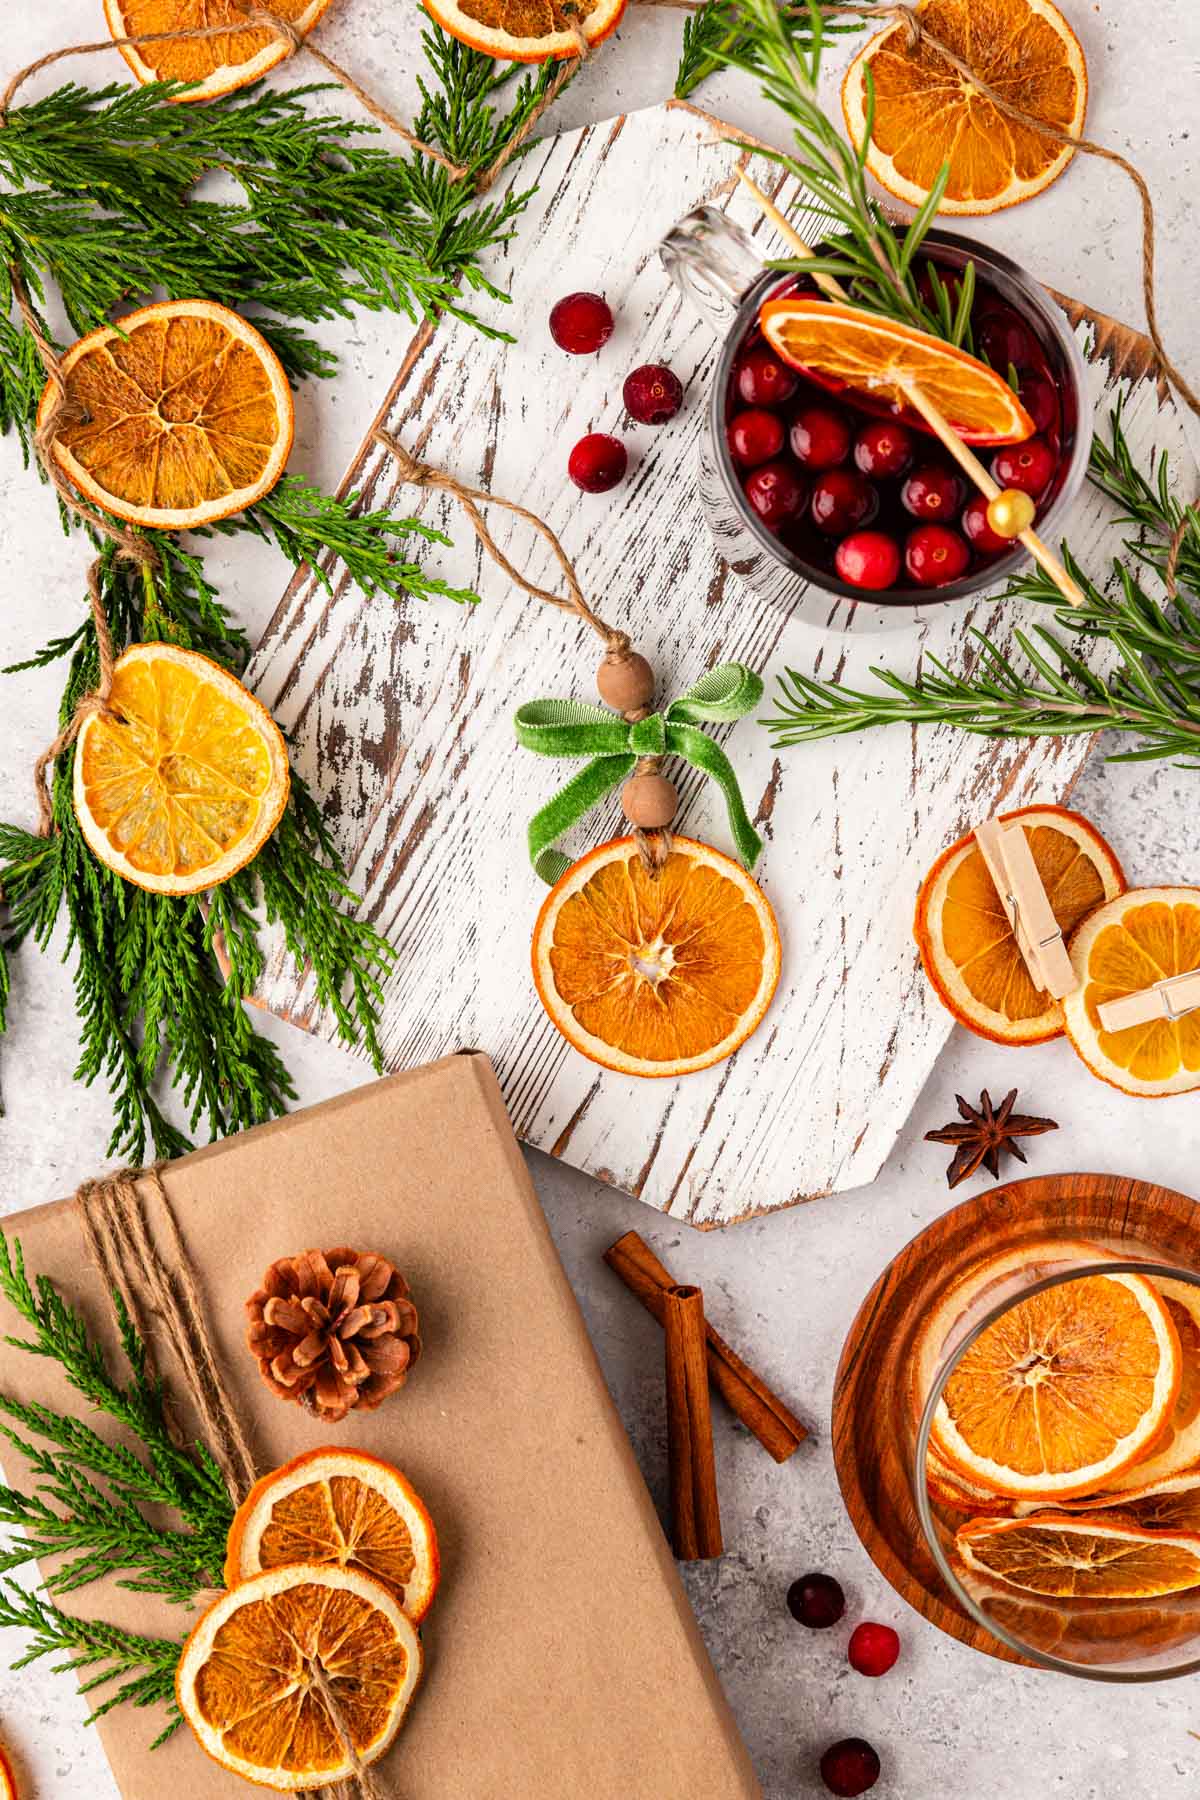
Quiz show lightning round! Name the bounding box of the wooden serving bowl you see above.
[831,1172,1200,1663]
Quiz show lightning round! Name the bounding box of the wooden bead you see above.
[597,650,655,715]
[622,772,678,829]
[986,487,1036,539]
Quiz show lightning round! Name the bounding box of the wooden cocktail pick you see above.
[736,170,1086,607]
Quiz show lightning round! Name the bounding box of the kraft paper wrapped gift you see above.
[0,1053,761,1799]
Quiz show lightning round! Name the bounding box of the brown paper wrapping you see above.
[0,1053,760,1799]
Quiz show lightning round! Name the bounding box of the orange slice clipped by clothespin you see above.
[1062,888,1200,1096]
[1096,970,1200,1033]
[973,815,1079,1001]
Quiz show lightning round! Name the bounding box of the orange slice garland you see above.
[914,806,1125,1045]
[1062,888,1200,1096]
[177,1564,422,1790]
[39,299,293,531]
[421,0,627,62]
[758,298,1035,446]
[104,0,336,102]
[0,1744,14,1800]
[531,835,780,1078]
[841,0,1088,216]
[226,1449,440,1624]
[73,643,290,895]
[956,1513,1200,1600]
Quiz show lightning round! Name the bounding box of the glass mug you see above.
[658,205,1092,623]
[912,1253,1200,1680]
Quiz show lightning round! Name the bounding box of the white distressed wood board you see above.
[244,99,1195,1228]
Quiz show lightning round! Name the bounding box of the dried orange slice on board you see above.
[104,0,335,102]
[956,1513,1200,1599]
[421,0,626,62]
[932,1271,1181,1501]
[177,1564,421,1789]
[74,643,289,895]
[532,835,780,1078]
[914,806,1125,1045]
[842,0,1087,217]
[0,1744,15,1800]
[1062,888,1200,1096]
[226,1448,440,1624]
[758,298,1034,445]
[40,299,293,530]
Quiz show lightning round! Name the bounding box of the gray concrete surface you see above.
[1,2,1199,1795]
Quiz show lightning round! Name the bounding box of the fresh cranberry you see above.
[744,460,806,527]
[977,311,1036,371]
[853,419,914,478]
[961,493,1011,554]
[811,468,877,535]
[728,408,785,467]
[901,463,963,521]
[549,292,613,355]
[737,346,798,408]
[1018,371,1059,436]
[623,363,683,425]
[992,435,1057,496]
[568,432,627,493]
[789,405,852,470]
[906,522,970,586]
[847,1621,900,1677]
[786,1572,845,1629]
[836,530,901,591]
[820,1738,880,1797]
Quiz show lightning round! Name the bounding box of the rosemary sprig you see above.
[762,415,1200,767]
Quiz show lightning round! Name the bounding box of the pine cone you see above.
[246,1248,421,1424]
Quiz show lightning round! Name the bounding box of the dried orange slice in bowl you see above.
[226,1448,440,1624]
[914,805,1125,1044]
[1062,888,1200,1096]
[40,299,293,530]
[104,0,335,102]
[932,1270,1182,1501]
[758,298,1034,445]
[422,0,626,62]
[532,835,780,1078]
[956,1513,1200,1600]
[177,1563,422,1789]
[841,0,1087,216]
[74,643,289,895]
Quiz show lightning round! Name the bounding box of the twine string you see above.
[31,559,122,838]
[474,10,591,194]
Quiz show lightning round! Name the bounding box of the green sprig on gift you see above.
[515,663,765,883]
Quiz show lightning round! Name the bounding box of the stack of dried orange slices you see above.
[176,1449,439,1791]
[915,1248,1200,1613]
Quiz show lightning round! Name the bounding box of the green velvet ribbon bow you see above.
[513,662,764,885]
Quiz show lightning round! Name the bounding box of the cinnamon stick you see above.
[663,1285,723,1561]
[604,1230,807,1463]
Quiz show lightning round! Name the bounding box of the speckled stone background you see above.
[1,3,1200,1796]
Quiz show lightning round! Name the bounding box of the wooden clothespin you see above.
[1097,969,1200,1034]
[973,815,1078,1000]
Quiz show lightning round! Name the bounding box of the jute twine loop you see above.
[1163,509,1193,603]
[474,7,592,195]
[373,427,630,653]
[31,559,123,838]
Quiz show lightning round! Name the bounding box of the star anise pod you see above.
[925,1088,1058,1189]
[246,1247,421,1423]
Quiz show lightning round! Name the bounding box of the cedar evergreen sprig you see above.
[763,412,1200,766]
[0,1586,183,1744]
[675,0,866,102]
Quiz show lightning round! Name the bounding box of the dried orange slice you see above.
[74,643,289,895]
[1073,1280,1200,1499]
[1074,1474,1200,1534]
[177,1564,421,1790]
[532,835,780,1078]
[758,298,1034,445]
[421,0,626,62]
[932,1271,1182,1501]
[0,1744,15,1800]
[841,0,1087,216]
[104,0,335,102]
[956,1513,1200,1599]
[40,299,293,530]
[914,806,1125,1045]
[1062,888,1200,1096]
[225,1449,440,1624]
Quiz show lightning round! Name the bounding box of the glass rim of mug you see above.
[709,226,1093,608]
[915,1257,1200,1682]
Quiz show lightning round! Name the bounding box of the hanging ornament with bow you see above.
[383,433,781,1083]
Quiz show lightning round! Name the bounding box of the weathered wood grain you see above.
[245,101,1197,1228]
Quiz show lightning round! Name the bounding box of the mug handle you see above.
[659,204,766,342]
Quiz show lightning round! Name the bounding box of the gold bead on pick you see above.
[986,487,1036,540]
[621,772,678,830]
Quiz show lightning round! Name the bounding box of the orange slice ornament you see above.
[421,0,627,62]
[104,0,336,102]
[759,297,1035,446]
